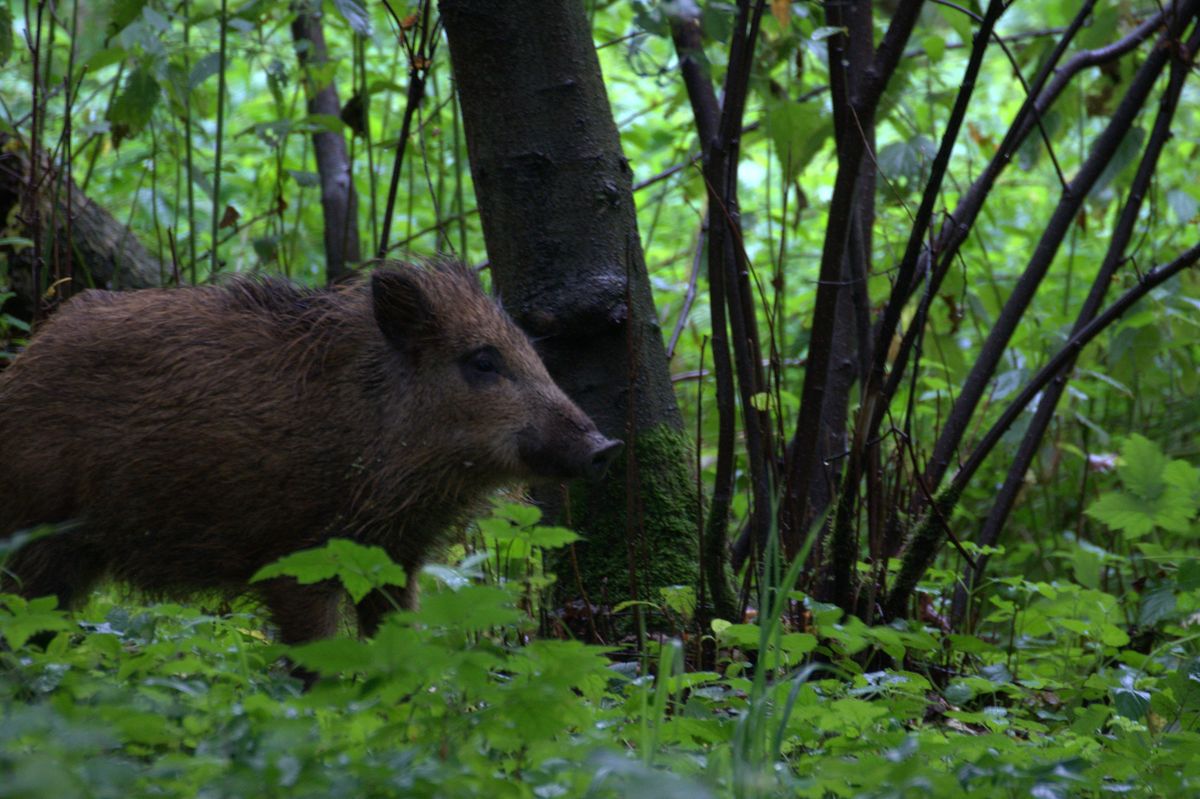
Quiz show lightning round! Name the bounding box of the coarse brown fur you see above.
[0,260,619,644]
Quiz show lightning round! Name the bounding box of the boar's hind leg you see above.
[2,529,108,612]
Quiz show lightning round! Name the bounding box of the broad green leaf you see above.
[1112,686,1150,720]
[250,538,406,603]
[922,33,945,63]
[764,99,830,180]
[494,502,542,528]
[0,595,73,649]
[107,65,160,145]
[288,636,372,675]
[1120,434,1168,500]
[525,525,581,549]
[1086,492,1154,538]
[717,622,761,649]
[417,585,522,632]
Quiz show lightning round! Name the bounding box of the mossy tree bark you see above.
[440,0,704,623]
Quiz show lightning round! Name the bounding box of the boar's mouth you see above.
[517,426,623,481]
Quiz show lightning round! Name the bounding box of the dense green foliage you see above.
[5,493,1200,797]
[3,0,1200,795]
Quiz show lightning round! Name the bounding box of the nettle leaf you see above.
[251,539,406,603]
[417,585,522,632]
[479,502,581,550]
[1120,434,1169,500]
[288,637,372,675]
[1165,459,1200,503]
[0,595,74,649]
[1086,492,1156,539]
[1087,435,1200,539]
[494,501,542,528]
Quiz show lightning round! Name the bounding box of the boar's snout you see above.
[585,432,623,480]
[517,408,623,482]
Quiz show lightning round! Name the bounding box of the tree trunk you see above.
[0,133,162,323]
[291,4,361,283]
[440,0,699,619]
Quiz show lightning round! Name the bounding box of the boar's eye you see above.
[461,345,506,386]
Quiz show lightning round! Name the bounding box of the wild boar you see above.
[0,260,621,644]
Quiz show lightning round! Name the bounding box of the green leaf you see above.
[764,99,830,181]
[810,25,844,41]
[1086,492,1155,538]
[1120,434,1168,500]
[1076,4,1120,50]
[0,595,73,649]
[936,3,973,46]
[780,632,817,658]
[1112,687,1150,720]
[1089,436,1200,538]
[494,502,542,528]
[922,33,945,64]
[288,169,320,187]
[250,538,406,603]
[659,585,696,620]
[303,113,346,134]
[1167,189,1199,224]
[1138,586,1176,627]
[188,52,221,90]
[108,0,149,36]
[288,636,372,675]
[330,0,371,36]
[717,622,761,649]
[1092,127,1145,198]
[525,525,581,549]
[107,65,160,145]
[417,585,522,633]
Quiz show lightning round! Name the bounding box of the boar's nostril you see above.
[588,437,624,479]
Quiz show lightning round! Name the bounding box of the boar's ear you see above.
[371,270,437,349]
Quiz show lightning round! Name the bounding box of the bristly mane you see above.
[218,275,325,320]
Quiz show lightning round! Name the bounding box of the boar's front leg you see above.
[354,572,418,636]
[257,577,344,644]
[257,577,345,689]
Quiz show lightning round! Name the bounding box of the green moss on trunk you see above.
[557,425,701,615]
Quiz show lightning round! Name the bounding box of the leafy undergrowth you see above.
[4,490,1200,798]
